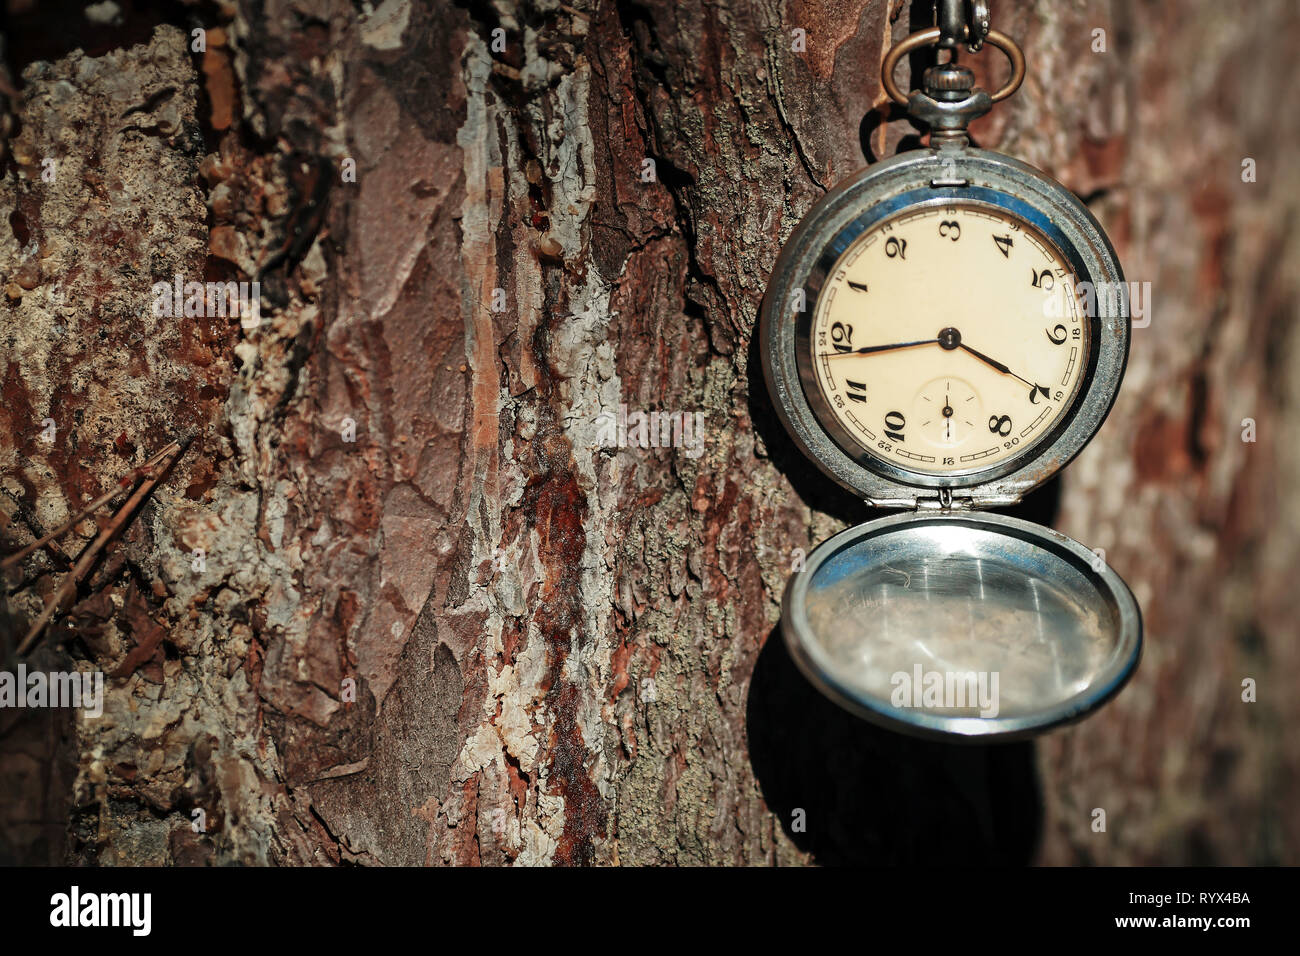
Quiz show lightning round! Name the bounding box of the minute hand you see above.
[958,343,1051,399]
[822,338,938,358]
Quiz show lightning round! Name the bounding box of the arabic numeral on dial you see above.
[938,220,961,241]
[988,414,1013,437]
[845,379,867,403]
[885,237,907,259]
[1031,268,1054,290]
[884,410,906,443]
[993,234,1014,258]
[831,321,854,353]
[1046,323,1068,344]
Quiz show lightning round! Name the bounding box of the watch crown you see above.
[923,64,976,101]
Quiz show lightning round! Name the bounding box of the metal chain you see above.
[935,0,993,53]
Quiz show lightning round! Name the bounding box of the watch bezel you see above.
[760,146,1129,502]
[780,509,1143,741]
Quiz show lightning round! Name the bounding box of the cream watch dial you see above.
[808,202,1089,476]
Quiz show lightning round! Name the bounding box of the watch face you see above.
[802,201,1090,477]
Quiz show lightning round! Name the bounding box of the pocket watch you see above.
[760,14,1140,740]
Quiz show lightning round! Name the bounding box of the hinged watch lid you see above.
[782,510,1141,740]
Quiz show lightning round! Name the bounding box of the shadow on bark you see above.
[746,630,1044,865]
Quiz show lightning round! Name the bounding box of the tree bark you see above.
[1,0,1298,865]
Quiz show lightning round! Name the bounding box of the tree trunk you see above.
[1,0,1298,865]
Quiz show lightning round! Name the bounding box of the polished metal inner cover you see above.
[782,511,1141,740]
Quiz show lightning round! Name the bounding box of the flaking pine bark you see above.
[1,1,1298,865]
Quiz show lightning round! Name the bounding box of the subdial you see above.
[913,377,981,447]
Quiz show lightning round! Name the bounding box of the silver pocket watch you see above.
[760,9,1140,740]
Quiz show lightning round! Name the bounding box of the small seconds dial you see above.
[808,202,1088,475]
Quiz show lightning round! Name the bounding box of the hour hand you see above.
[955,341,1025,381]
[957,342,1050,399]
